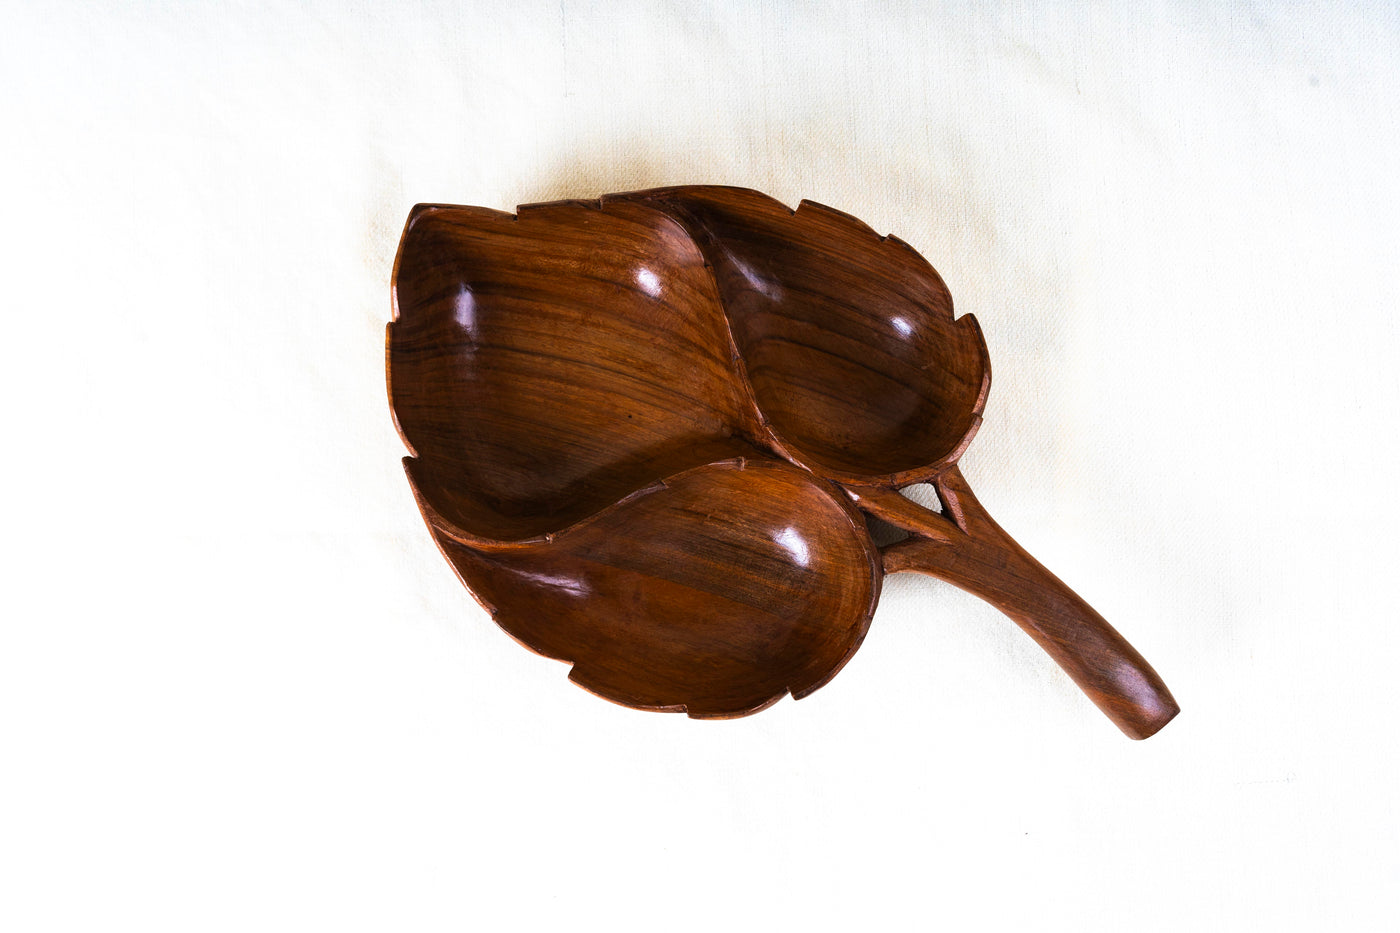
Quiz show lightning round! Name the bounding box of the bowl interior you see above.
[618,187,990,483]
[389,200,762,541]
[428,460,880,717]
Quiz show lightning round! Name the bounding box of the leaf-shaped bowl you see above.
[389,197,881,717]
[388,188,1179,738]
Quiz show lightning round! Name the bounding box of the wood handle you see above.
[855,469,1179,739]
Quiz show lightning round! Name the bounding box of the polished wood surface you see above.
[418,459,879,718]
[390,199,762,543]
[855,474,1176,739]
[608,187,989,484]
[388,186,1178,738]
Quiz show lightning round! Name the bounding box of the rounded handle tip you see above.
[1113,680,1180,740]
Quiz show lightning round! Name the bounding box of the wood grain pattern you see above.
[607,187,989,484]
[390,199,763,542]
[416,459,879,718]
[388,186,1179,739]
[855,473,1177,740]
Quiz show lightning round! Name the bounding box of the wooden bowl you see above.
[387,187,1178,738]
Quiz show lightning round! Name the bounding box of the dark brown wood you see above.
[388,186,1179,738]
[415,459,880,718]
[388,198,764,543]
[854,473,1177,740]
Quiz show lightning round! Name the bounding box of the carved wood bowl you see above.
[387,186,1178,738]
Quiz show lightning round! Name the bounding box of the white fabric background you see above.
[3,1,1397,929]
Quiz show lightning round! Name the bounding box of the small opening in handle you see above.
[899,482,944,514]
